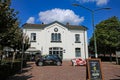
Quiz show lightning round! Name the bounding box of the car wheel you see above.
[56,61,61,66]
[38,62,43,66]
[35,61,39,66]
[72,62,74,66]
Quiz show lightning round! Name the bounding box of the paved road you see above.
[7,61,120,80]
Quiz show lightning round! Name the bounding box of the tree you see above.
[89,16,120,61]
[0,0,20,63]
[0,0,30,68]
[0,0,18,49]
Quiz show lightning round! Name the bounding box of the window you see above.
[31,33,36,41]
[75,34,80,43]
[51,33,61,42]
[58,33,61,41]
[75,48,81,57]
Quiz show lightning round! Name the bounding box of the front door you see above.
[49,47,63,59]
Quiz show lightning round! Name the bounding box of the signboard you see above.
[86,59,103,80]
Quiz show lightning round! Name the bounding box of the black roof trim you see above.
[22,21,88,30]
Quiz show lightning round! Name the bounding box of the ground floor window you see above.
[49,47,63,59]
[75,48,81,57]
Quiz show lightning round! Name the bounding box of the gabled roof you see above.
[22,21,88,30]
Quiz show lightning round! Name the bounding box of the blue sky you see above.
[11,0,120,39]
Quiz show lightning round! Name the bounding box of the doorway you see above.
[49,47,63,59]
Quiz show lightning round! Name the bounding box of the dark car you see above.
[36,54,62,66]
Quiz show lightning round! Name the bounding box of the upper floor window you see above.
[75,34,80,43]
[51,33,61,42]
[31,33,36,42]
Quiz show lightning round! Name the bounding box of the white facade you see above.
[23,21,88,60]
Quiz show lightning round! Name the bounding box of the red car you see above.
[71,57,86,66]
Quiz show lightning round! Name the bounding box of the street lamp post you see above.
[21,32,25,73]
[73,3,111,58]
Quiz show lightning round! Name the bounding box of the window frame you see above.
[51,33,61,42]
[30,33,36,42]
[75,48,81,57]
[75,34,81,43]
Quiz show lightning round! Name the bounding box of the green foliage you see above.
[89,16,120,55]
[0,0,20,49]
[0,0,18,33]
[0,0,30,66]
[0,0,30,51]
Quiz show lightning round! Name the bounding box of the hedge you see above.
[0,61,26,80]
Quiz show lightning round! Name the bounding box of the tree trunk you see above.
[104,51,106,57]
[11,50,16,68]
[110,53,112,62]
[0,47,4,64]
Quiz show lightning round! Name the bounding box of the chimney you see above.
[41,22,44,24]
[66,22,69,26]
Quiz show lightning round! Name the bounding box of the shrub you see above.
[0,61,22,80]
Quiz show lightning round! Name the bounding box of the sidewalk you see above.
[7,61,120,80]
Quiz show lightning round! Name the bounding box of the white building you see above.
[23,21,88,60]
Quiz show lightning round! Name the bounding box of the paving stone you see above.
[7,61,120,80]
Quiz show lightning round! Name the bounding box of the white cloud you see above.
[26,17,35,24]
[96,0,109,6]
[77,0,109,6]
[77,0,96,3]
[39,8,84,25]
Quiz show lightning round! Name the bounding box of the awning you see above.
[25,47,41,54]
[3,47,14,52]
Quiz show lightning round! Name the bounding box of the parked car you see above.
[71,57,86,66]
[35,54,62,66]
